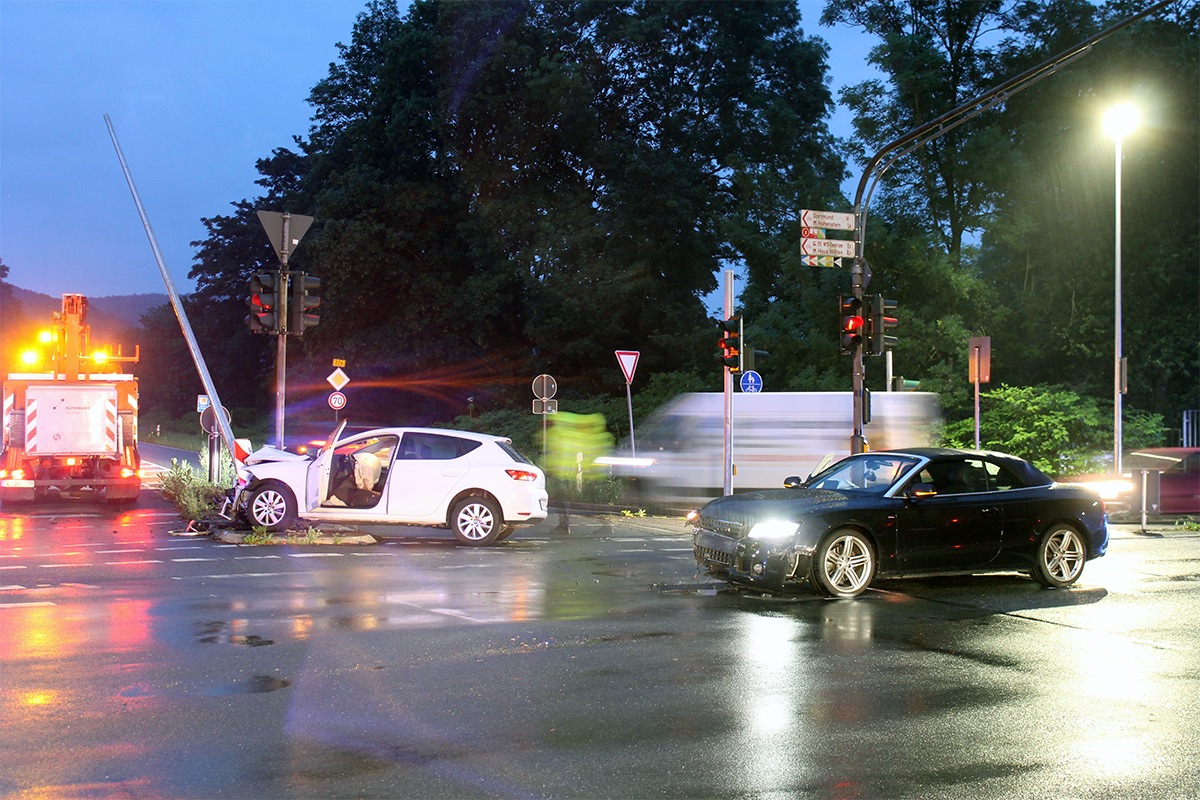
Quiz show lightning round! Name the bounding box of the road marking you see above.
[97,549,145,554]
[287,552,344,558]
[0,601,56,608]
[171,558,220,563]
[0,565,27,571]
[0,584,25,590]
[104,560,163,565]
[172,572,289,580]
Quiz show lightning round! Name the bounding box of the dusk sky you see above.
[0,0,877,300]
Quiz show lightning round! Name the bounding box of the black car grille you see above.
[698,516,746,538]
[695,543,734,567]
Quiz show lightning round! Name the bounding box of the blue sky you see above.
[0,0,877,299]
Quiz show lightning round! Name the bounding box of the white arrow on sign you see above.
[800,209,856,231]
[800,237,856,258]
[615,350,640,385]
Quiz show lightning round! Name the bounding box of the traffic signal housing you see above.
[289,273,321,335]
[866,295,898,356]
[246,273,280,334]
[718,316,742,373]
[839,295,864,355]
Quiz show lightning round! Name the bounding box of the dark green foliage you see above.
[133,0,1194,464]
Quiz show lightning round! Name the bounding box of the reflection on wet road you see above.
[1,497,1198,799]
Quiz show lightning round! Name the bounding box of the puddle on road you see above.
[196,620,275,647]
[208,674,293,696]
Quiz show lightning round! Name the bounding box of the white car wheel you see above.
[247,482,297,532]
[451,497,503,546]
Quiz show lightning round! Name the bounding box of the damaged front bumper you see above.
[692,528,811,594]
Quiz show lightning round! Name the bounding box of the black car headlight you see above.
[747,519,800,542]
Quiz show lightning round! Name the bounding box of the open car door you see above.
[305,419,347,510]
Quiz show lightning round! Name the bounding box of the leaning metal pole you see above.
[105,114,241,473]
[845,0,1174,454]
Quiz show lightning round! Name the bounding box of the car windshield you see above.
[805,454,920,494]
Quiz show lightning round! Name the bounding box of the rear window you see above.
[496,441,534,465]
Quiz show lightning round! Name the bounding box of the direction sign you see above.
[800,237,856,258]
[615,350,640,385]
[800,226,826,239]
[739,370,763,394]
[800,209,856,231]
[326,367,350,391]
[328,391,347,411]
[801,255,843,268]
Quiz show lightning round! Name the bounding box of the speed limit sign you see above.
[328,391,347,410]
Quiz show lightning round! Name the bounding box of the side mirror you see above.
[783,476,804,489]
[906,483,937,500]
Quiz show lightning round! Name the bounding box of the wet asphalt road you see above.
[1,493,1198,799]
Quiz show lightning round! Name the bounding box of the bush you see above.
[158,459,228,522]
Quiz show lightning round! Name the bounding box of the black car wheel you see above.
[1031,524,1086,588]
[451,496,503,546]
[246,482,297,532]
[811,528,876,598]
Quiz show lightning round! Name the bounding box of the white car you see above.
[231,421,548,546]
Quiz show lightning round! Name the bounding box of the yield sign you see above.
[615,350,640,385]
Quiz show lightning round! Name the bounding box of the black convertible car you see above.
[690,448,1109,597]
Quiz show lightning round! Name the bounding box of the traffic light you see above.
[718,316,742,373]
[866,295,898,356]
[839,295,864,355]
[246,273,280,334]
[289,273,321,335]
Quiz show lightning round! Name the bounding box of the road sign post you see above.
[257,209,315,449]
[615,352,639,458]
[969,336,991,449]
[532,374,558,460]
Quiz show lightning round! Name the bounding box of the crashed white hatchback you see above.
[231,421,548,546]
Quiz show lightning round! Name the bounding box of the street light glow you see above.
[1102,103,1141,139]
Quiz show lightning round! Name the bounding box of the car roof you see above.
[859,446,1051,484]
[341,427,508,443]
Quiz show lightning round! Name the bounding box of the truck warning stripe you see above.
[105,397,119,450]
[25,398,37,452]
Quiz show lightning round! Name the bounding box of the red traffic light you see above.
[839,295,864,355]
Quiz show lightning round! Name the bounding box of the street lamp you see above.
[1102,102,1140,477]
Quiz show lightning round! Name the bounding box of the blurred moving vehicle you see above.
[1068,448,1200,518]
[599,391,940,511]
[690,448,1109,598]
[231,421,548,545]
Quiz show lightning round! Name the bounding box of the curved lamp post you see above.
[1102,103,1140,476]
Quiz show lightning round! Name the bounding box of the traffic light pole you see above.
[722,269,734,495]
[274,216,293,450]
[850,256,867,454]
[844,0,1170,457]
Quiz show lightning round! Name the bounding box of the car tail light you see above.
[505,469,539,482]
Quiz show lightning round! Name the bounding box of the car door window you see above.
[925,458,991,495]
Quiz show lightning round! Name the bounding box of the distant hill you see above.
[3,286,168,347]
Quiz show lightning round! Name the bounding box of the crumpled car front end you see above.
[690,491,825,594]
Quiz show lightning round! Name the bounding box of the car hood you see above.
[244,445,309,466]
[696,488,849,527]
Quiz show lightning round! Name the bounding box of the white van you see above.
[602,391,941,511]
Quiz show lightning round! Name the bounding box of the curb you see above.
[212,529,377,545]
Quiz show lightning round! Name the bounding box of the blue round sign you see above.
[739,370,763,393]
